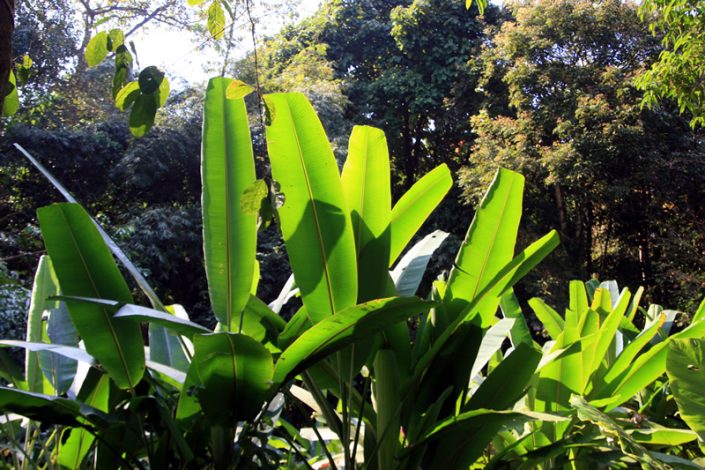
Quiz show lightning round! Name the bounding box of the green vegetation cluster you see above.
[0,0,704,468]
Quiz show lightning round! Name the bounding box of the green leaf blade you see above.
[85,31,109,67]
[273,297,431,385]
[202,77,257,329]
[264,92,358,322]
[37,203,144,390]
[389,164,452,266]
[445,168,524,325]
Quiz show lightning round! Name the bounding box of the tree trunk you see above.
[0,0,16,115]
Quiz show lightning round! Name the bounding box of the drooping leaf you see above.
[6,146,164,307]
[273,297,431,385]
[0,386,112,427]
[37,203,144,390]
[110,303,210,338]
[0,341,92,366]
[202,77,257,329]
[264,93,358,322]
[571,395,671,469]
[391,230,449,297]
[389,164,452,266]
[85,31,109,67]
[666,338,705,449]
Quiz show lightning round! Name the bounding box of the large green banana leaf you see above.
[444,168,524,326]
[264,93,358,322]
[37,203,144,390]
[202,77,257,329]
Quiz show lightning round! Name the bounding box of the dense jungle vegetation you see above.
[0,0,704,467]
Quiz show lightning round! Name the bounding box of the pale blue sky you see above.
[134,0,322,86]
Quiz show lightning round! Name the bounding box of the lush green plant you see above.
[486,280,705,468]
[5,76,705,469]
[0,77,564,468]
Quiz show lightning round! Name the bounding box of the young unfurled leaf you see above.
[208,1,226,40]
[85,31,109,67]
[226,79,255,100]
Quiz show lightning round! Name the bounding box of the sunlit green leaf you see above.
[667,338,705,449]
[2,70,19,116]
[264,92,358,323]
[389,164,452,266]
[208,0,226,40]
[273,297,431,385]
[202,77,257,329]
[85,31,109,67]
[115,81,140,111]
[37,203,144,390]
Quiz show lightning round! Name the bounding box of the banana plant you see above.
[1,82,564,469]
[488,280,705,468]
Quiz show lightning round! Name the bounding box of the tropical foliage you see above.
[1,0,705,468]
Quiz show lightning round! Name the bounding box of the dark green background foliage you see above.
[2,0,705,333]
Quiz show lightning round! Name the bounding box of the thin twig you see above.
[245,0,265,129]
